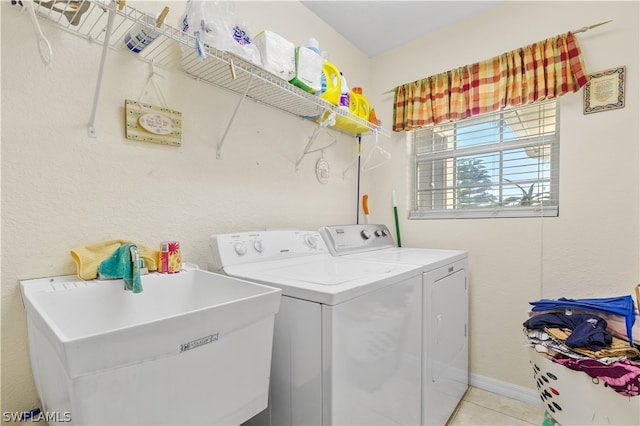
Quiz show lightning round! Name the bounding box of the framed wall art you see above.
[125,99,182,147]
[583,66,625,114]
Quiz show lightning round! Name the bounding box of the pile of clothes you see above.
[523,295,640,397]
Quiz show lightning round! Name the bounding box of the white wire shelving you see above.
[29,0,386,159]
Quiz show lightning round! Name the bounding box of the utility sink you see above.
[21,270,281,425]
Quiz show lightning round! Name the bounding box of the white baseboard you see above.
[469,373,543,407]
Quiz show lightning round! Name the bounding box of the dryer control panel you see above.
[320,224,395,256]
[209,230,328,271]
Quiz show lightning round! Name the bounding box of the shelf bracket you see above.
[216,74,254,159]
[87,0,116,138]
[295,111,337,171]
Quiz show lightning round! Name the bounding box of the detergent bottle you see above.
[290,37,324,93]
[320,60,341,105]
[307,37,320,54]
[350,87,371,120]
[337,72,350,110]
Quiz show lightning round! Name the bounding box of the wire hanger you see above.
[137,62,168,108]
[23,0,53,67]
[342,129,391,178]
[362,130,391,172]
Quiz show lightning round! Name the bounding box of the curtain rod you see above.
[571,20,612,34]
[381,20,613,95]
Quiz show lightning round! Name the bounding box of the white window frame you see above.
[409,101,560,219]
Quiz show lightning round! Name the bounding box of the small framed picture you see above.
[125,99,182,146]
[583,66,625,114]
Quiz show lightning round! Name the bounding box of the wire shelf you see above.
[32,0,385,136]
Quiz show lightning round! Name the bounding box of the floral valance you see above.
[393,32,588,131]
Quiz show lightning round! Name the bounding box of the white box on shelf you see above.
[254,30,296,81]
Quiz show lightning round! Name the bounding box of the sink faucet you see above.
[126,245,148,293]
[127,246,142,293]
[130,245,140,266]
[97,243,148,292]
[129,246,149,275]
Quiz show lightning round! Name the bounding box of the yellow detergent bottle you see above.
[350,87,371,120]
[320,60,341,105]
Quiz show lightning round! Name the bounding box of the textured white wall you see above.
[0,0,371,415]
[368,1,640,392]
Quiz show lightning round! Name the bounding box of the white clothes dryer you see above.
[319,224,469,426]
[209,230,424,426]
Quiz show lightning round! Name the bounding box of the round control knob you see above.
[361,229,372,240]
[381,228,389,236]
[375,229,383,237]
[234,242,247,255]
[304,234,317,248]
[253,240,264,253]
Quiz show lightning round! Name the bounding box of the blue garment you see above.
[529,296,636,346]
[523,313,612,351]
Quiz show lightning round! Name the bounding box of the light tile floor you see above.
[448,387,544,425]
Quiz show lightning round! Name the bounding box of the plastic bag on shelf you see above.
[179,0,261,66]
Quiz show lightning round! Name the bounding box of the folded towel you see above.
[98,243,143,293]
[71,239,159,280]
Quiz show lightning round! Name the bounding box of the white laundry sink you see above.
[21,270,281,425]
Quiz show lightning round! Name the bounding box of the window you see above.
[410,101,559,219]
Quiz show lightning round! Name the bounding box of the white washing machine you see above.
[319,224,469,426]
[209,230,424,426]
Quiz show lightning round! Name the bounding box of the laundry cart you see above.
[524,293,640,425]
[528,348,640,425]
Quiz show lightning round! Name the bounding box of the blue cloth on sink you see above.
[98,242,142,293]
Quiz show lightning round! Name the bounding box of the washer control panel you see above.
[209,230,327,271]
[319,224,395,256]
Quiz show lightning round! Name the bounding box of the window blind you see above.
[410,101,559,219]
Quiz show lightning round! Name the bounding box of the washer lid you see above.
[223,256,421,305]
[258,257,402,285]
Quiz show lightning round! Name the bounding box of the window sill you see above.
[409,206,558,219]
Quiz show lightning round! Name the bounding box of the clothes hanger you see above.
[24,0,53,67]
[342,129,391,178]
[137,61,168,108]
[361,130,391,172]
